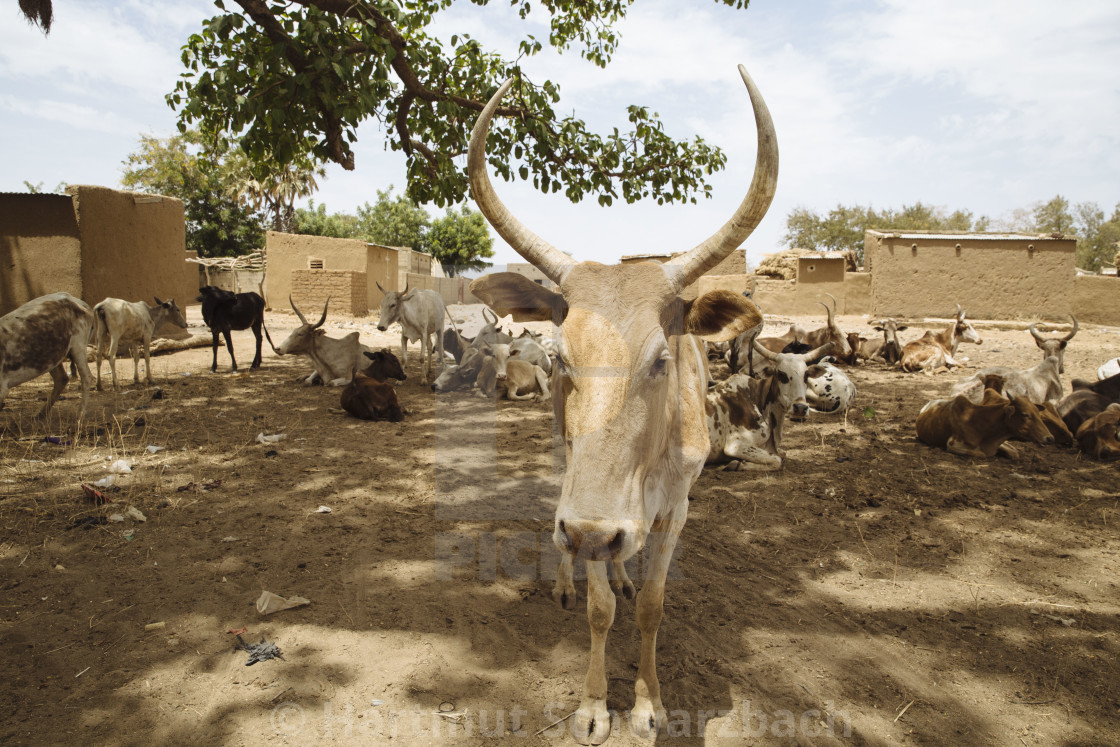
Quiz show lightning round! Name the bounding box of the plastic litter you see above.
[126,506,147,522]
[256,432,287,444]
[108,514,125,523]
[146,445,165,454]
[107,460,133,474]
[255,591,310,615]
[92,476,115,489]
[234,634,285,666]
[315,506,332,514]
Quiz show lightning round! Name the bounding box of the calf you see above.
[1029,315,1077,373]
[861,318,908,365]
[196,286,272,372]
[477,356,551,401]
[1075,403,1120,460]
[92,297,187,391]
[1,292,94,418]
[276,297,364,386]
[901,304,982,374]
[484,339,552,377]
[431,345,490,392]
[359,350,406,382]
[339,371,404,422]
[805,357,857,414]
[706,340,832,471]
[951,355,1063,405]
[1056,371,1120,433]
[916,387,1053,459]
[375,283,446,384]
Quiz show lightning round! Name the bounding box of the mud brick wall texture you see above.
[291,269,368,316]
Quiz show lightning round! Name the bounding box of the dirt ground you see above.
[1,304,1118,746]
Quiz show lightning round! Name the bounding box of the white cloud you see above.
[0,95,139,134]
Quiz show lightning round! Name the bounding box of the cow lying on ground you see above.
[1,292,94,419]
[860,318,908,365]
[1057,371,1120,433]
[339,371,404,422]
[1029,315,1077,373]
[1075,403,1120,460]
[92,297,187,391]
[276,297,366,386]
[916,387,1053,459]
[806,357,857,414]
[376,283,446,385]
[705,341,832,471]
[901,304,982,374]
[476,354,551,402]
[196,286,273,372]
[359,350,406,382]
[951,356,1063,405]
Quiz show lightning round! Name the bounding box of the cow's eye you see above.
[650,352,671,378]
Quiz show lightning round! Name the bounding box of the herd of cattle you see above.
[2,285,1118,464]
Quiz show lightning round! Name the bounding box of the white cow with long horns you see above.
[467,64,777,744]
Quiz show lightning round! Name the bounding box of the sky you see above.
[3,0,1119,271]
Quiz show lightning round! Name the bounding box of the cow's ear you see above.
[897,325,908,332]
[682,290,763,343]
[470,272,567,324]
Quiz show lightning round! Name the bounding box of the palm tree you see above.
[224,154,326,234]
[18,0,52,32]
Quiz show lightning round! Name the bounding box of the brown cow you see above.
[466,64,775,743]
[916,387,1053,459]
[1075,403,1120,460]
[339,371,404,422]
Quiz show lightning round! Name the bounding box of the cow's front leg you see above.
[630,511,685,739]
[609,557,635,600]
[399,334,409,370]
[573,560,616,745]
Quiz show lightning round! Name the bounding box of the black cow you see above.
[196,286,274,372]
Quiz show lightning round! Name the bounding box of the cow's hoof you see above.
[572,700,613,745]
[610,577,635,600]
[553,583,578,611]
[630,696,665,739]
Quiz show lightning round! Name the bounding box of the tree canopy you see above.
[120,131,265,258]
[158,0,749,210]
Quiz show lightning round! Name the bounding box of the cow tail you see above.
[262,323,280,354]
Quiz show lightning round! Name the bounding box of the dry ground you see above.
[1,306,1118,746]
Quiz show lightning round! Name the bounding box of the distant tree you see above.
[783,202,989,267]
[1032,195,1075,235]
[356,188,431,249]
[23,180,66,194]
[1072,201,1120,272]
[120,131,264,258]
[426,206,495,276]
[224,151,326,233]
[291,201,361,239]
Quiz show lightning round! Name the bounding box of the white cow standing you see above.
[375,284,446,385]
[92,297,188,391]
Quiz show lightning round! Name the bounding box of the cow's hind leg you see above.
[609,558,635,600]
[251,321,263,368]
[572,560,616,745]
[553,554,577,610]
[40,364,69,418]
[630,509,686,739]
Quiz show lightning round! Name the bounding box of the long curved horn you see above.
[801,341,833,363]
[315,297,330,329]
[290,295,308,326]
[825,292,838,313]
[664,65,779,293]
[818,300,836,329]
[1062,314,1079,342]
[752,338,779,361]
[1029,322,1045,343]
[468,78,573,285]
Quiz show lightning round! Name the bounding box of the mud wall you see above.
[266,232,399,314]
[867,232,1075,320]
[71,186,195,308]
[749,272,871,317]
[291,269,368,316]
[405,273,482,307]
[1072,275,1120,326]
[0,193,82,315]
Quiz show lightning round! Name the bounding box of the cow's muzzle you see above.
[791,402,809,421]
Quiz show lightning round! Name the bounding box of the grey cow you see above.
[375,284,446,385]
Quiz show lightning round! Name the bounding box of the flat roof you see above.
[867,230,1072,241]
